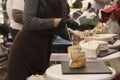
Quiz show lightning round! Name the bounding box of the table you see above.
[88,52,120,62]
[108,40,120,48]
[46,64,116,80]
[50,52,120,62]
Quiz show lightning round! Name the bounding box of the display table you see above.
[88,52,120,62]
[46,64,116,80]
[108,40,120,48]
[50,53,69,61]
[50,52,120,62]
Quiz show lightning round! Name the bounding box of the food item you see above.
[94,23,106,34]
[68,45,84,59]
[68,45,86,68]
[79,23,107,39]
[85,34,118,42]
[89,40,108,51]
[69,51,85,59]
[69,58,86,68]
[80,41,100,59]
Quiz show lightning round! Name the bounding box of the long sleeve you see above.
[23,0,55,30]
[12,9,23,24]
[12,0,24,25]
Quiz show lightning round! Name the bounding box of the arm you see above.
[56,28,70,40]
[12,9,23,24]
[12,0,24,24]
[23,0,60,30]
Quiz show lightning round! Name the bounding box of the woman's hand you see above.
[54,18,62,28]
[57,18,79,30]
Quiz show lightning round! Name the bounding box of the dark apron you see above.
[8,0,67,80]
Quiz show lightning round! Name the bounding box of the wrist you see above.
[54,18,62,28]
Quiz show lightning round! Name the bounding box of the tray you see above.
[61,61,112,74]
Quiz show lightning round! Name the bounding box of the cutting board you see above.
[98,49,118,57]
[61,61,112,74]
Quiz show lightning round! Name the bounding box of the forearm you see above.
[23,17,55,30]
[55,28,70,40]
[12,9,23,24]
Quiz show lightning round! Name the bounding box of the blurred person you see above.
[7,0,79,80]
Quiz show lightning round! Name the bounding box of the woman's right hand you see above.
[57,18,79,30]
[54,18,62,28]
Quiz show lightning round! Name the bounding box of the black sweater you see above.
[12,0,70,40]
[23,0,69,30]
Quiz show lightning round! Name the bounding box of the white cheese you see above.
[85,34,118,41]
[80,41,100,59]
[89,40,108,51]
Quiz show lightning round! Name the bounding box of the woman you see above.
[7,0,78,80]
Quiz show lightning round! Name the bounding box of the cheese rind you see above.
[68,45,86,68]
[69,58,86,69]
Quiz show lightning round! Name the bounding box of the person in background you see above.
[7,0,79,80]
[6,0,24,40]
[2,0,8,25]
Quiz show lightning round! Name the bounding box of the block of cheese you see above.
[68,45,86,68]
[85,34,118,42]
[80,41,100,59]
[68,45,85,59]
[69,58,86,69]
[89,40,108,51]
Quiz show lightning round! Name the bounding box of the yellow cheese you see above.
[69,58,86,69]
[68,45,85,59]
